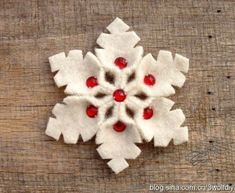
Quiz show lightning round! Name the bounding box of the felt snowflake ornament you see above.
[46,18,189,174]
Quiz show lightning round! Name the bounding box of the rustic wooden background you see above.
[0,0,234,192]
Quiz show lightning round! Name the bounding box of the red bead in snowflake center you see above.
[86,105,98,118]
[143,107,153,119]
[113,89,126,102]
[114,57,128,69]
[86,76,98,88]
[113,121,126,132]
[144,74,156,86]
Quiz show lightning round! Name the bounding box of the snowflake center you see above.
[113,89,126,102]
[114,57,128,69]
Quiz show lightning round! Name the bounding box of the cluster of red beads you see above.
[85,57,155,132]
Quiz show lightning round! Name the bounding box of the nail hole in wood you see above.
[208,35,212,39]
[215,169,220,172]
[209,140,214,143]
[212,107,216,111]
[217,10,221,13]
[226,76,231,79]
[207,91,212,95]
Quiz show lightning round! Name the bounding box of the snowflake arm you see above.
[46,96,111,143]
[135,97,188,146]
[135,51,189,97]
[95,17,143,76]
[96,119,142,174]
[49,50,103,95]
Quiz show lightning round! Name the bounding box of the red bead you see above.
[144,74,156,86]
[86,105,98,118]
[113,89,126,102]
[86,76,98,88]
[114,57,128,69]
[143,107,153,119]
[113,121,126,132]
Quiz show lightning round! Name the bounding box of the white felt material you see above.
[106,17,130,34]
[49,50,82,86]
[49,52,67,72]
[46,17,189,174]
[95,46,143,71]
[49,50,103,95]
[107,158,129,174]
[135,97,188,146]
[96,32,140,50]
[136,51,189,97]
[125,95,153,112]
[97,97,113,125]
[174,54,189,73]
[46,96,103,143]
[96,118,141,173]
[96,122,141,156]
[115,102,135,125]
[173,126,188,145]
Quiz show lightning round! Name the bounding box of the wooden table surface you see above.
[0,0,234,192]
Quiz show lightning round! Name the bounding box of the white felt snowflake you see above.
[46,18,189,174]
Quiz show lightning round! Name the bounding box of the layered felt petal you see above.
[95,47,143,73]
[135,51,189,97]
[97,68,117,92]
[96,31,140,50]
[49,50,103,95]
[125,95,153,114]
[96,118,142,174]
[135,97,188,146]
[95,18,143,89]
[46,96,106,144]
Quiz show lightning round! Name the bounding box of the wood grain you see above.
[0,0,234,192]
